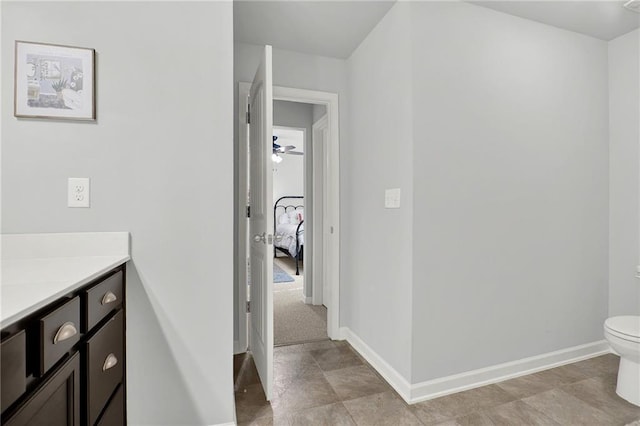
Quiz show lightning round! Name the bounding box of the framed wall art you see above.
[14,41,95,120]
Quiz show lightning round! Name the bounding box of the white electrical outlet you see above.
[385,188,401,209]
[68,178,90,208]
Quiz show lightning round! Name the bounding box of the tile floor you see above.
[234,340,640,425]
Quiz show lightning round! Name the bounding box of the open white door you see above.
[248,45,274,400]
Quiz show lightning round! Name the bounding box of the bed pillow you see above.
[287,210,300,224]
[278,213,290,225]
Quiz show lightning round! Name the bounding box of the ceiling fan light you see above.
[272,153,283,163]
[624,0,640,12]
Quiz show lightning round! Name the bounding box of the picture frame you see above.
[14,41,95,120]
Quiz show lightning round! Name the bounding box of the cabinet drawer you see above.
[1,331,26,412]
[3,351,80,426]
[38,297,81,376]
[96,385,124,426]
[82,271,123,333]
[85,310,123,425]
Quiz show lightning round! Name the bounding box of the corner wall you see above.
[1,2,235,424]
[345,2,414,381]
[609,28,640,316]
[410,2,609,382]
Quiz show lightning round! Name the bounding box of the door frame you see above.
[236,83,341,353]
[312,114,328,306]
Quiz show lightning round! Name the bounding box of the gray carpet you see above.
[273,257,328,346]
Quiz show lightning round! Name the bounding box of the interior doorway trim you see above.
[236,83,341,353]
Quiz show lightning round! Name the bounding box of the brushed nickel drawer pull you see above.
[53,322,78,344]
[102,353,118,371]
[101,291,117,305]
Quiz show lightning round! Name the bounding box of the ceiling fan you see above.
[272,136,303,163]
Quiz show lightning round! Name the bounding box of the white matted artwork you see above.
[14,41,95,120]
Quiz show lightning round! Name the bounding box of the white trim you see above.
[274,86,340,340]
[312,114,329,307]
[211,422,235,426]
[303,296,313,304]
[409,340,611,404]
[340,327,413,402]
[236,82,341,343]
[340,326,612,405]
[236,82,251,356]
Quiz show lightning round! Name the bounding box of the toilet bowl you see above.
[604,316,640,407]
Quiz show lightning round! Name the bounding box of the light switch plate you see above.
[68,178,90,208]
[385,188,401,209]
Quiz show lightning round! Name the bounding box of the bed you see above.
[274,196,304,275]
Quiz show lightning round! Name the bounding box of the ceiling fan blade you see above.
[278,145,296,152]
[286,151,304,156]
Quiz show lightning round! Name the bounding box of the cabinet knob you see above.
[53,322,78,344]
[101,291,117,305]
[103,353,118,371]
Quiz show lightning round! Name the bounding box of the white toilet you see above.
[604,315,640,406]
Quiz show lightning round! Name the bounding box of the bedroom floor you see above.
[234,343,640,426]
[274,256,328,346]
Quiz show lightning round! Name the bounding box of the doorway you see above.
[272,113,328,345]
[235,83,340,351]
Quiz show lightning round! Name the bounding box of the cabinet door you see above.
[3,353,80,426]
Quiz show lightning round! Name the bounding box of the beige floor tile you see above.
[448,412,496,426]
[571,354,620,377]
[561,375,640,424]
[238,417,275,426]
[483,400,560,426]
[495,372,556,399]
[275,340,338,354]
[283,402,357,426]
[271,368,341,414]
[310,344,364,372]
[411,385,515,424]
[343,391,422,426]
[235,384,274,424]
[235,353,262,391]
[521,388,615,425]
[533,363,590,386]
[324,365,391,401]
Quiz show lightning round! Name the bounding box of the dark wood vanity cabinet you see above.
[1,265,126,426]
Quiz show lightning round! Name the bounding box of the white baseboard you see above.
[339,327,413,402]
[409,340,611,404]
[303,296,313,304]
[339,327,612,405]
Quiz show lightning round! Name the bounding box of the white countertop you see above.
[1,232,130,328]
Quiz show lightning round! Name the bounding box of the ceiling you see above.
[233,1,396,59]
[234,1,639,60]
[471,1,640,41]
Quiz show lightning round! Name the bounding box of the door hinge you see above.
[246,105,251,124]
[246,205,251,218]
[246,301,250,313]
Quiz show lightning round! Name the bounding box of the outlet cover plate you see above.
[385,188,401,209]
[68,178,90,208]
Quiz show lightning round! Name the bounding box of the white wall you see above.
[410,2,609,382]
[233,42,348,342]
[345,2,414,381]
[609,28,640,316]
[1,2,235,424]
[273,101,311,204]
